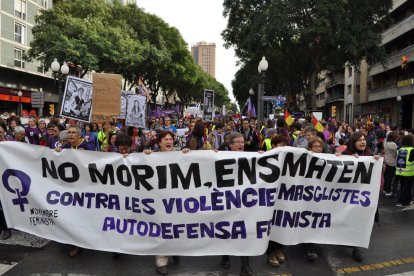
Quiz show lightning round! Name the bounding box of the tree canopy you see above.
[222,0,392,110]
[27,0,230,109]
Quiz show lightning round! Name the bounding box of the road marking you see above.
[386,271,414,276]
[155,272,291,276]
[30,273,96,276]
[337,258,414,274]
[0,230,49,248]
[325,246,345,276]
[0,261,18,275]
[402,205,414,211]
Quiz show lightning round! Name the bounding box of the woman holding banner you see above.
[301,136,329,261]
[219,132,256,276]
[144,130,189,275]
[341,132,380,262]
[264,134,290,267]
[55,124,96,257]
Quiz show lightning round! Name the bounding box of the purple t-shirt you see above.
[39,127,47,136]
[61,140,95,151]
[25,126,41,145]
[47,136,60,149]
[108,145,118,152]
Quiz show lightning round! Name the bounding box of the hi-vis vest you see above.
[262,138,272,151]
[396,147,414,176]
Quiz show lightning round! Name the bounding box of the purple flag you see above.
[154,105,161,118]
[174,103,181,114]
[247,96,256,117]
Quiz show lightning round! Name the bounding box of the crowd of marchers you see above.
[0,111,412,276]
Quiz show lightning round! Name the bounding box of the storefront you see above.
[0,66,56,118]
[0,87,31,114]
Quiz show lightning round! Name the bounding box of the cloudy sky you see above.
[136,0,238,102]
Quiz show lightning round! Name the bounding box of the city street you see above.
[1,194,414,276]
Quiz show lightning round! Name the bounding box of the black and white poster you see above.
[118,90,135,119]
[61,76,93,122]
[125,95,146,128]
[203,89,214,122]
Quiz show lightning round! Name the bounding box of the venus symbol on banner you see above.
[2,169,31,212]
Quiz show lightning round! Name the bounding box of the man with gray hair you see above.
[293,126,315,149]
[56,124,94,150]
[58,130,69,148]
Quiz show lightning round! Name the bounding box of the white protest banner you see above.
[0,143,382,256]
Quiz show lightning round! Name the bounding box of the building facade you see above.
[298,0,414,128]
[362,0,414,129]
[0,0,56,117]
[191,42,216,78]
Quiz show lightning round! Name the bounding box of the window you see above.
[348,67,352,77]
[14,22,26,44]
[14,48,25,68]
[347,85,352,94]
[14,0,27,20]
[37,61,45,73]
[42,0,48,8]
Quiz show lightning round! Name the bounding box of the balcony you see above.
[390,0,408,12]
[325,93,344,103]
[354,93,360,105]
[316,82,326,94]
[382,13,414,45]
[369,44,414,76]
[368,79,414,102]
[326,77,344,88]
[316,97,325,108]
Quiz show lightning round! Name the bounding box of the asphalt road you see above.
[1,194,414,276]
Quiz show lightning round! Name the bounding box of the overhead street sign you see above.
[31,92,44,107]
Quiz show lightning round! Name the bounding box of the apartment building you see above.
[363,0,414,129]
[0,0,55,116]
[298,1,414,127]
[191,42,216,78]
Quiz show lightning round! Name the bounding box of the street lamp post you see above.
[257,56,268,121]
[51,59,69,116]
[17,90,23,116]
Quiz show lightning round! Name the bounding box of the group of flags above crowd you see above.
[283,108,323,131]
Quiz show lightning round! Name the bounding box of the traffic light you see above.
[401,55,409,69]
[49,104,55,115]
[331,105,336,118]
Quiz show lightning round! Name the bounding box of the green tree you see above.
[27,0,230,111]
[28,0,141,78]
[223,0,392,111]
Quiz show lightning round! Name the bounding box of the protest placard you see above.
[203,89,214,122]
[125,95,146,128]
[60,76,93,122]
[92,73,122,117]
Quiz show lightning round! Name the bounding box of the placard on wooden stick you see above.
[92,73,122,118]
